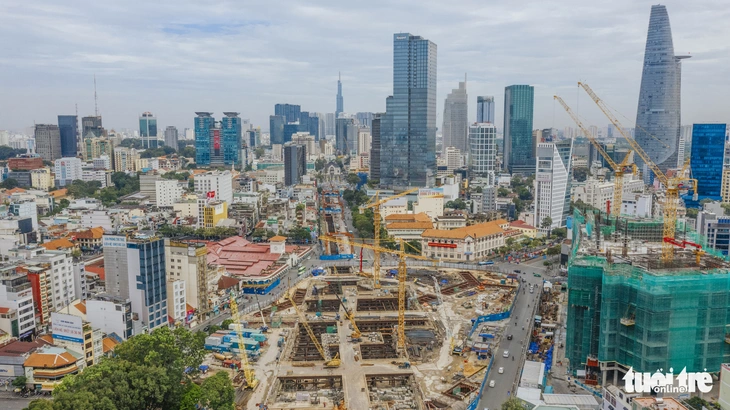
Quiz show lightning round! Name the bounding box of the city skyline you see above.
[1,1,727,134]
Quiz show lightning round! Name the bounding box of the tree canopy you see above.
[0,178,19,189]
[445,198,467,210]
[0,146,28,160]
[140,146,176,158]
[119,138,143,149]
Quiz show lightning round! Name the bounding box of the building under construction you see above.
[566,208,730,387]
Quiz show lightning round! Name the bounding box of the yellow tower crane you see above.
[319,235,437,350]
[228,297,259,390]
[286,291,341,367]
[554,95,637,217]
[578,82,698,263]
[360,188,420,289]
[331,287,362,339]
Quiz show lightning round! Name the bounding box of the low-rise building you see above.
[433,213,468,230]
[30,168,53,191]
[509,220,538,238]
[71,226,105,252]
[24,345,84,390]
[420,220,508,262]
[384,213,433,240]
[0,338,49,382]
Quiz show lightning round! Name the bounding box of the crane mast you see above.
[229,297,258,389]
[577,82,697,263]
[554,95,634,217]
[287,292,341,367]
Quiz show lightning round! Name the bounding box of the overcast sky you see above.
[1,0,728,135]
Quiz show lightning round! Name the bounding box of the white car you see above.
[498,367,504,374]
[489,380,496,388]
[503,350,509,358]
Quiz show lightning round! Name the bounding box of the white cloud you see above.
[0,0,728,132]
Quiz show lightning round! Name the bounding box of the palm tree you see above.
[541,216,553,237]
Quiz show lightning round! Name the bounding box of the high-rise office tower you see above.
[535,139,573,234]
[356,112,374,128]
[274,104,301,124]
[687,124,727,205]
[503,85,535,175]
[221,112,242,165]
[81,116,103,138]
[35,124,62,161]
[442,81,468,153]
[336,117,356,154]
[325,113,336,137]
[103,233,167,332]
[164,126,178,149]
[380,33,437,188]
[139,112,158,149]
[370,114,382,180]
[477,96,495,123]
[57,115,78,158]
[269,115,285,145]
[468,123,497,184]
[336,73,343,118]
[634,5,689,180]
[284,143,306,186]
[194,112,215,166]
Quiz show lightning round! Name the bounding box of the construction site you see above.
[233,264,519,409]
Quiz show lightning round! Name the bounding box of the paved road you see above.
[477,259,549,410]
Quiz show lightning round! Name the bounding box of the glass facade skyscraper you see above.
[442,81,468,152]
[336,73,343,118]
[469,123,497,184]
[380,33,437,188]
[684,123,727,207]
[57,115,78,158]
[139,112,158,149]
[269,115,285,145]
[274,104,301,124]
[634,5,689,180]
[503,85,535,175]
[477,96,495,124]
[221,112,242,165]
[194,112,214,166]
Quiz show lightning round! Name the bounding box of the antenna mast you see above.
[94,75,98,117]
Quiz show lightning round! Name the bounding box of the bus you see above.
[478,261,495,266]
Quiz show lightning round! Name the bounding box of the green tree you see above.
[178,383,202,410]
[12,375,27,387]
[252,228,268,238]
[315,158,326,171]
[221,319,234,329]
[199,372,235,410]
[517,186,533,201]
[512,197,525,213]
[546,245,561,256]
[346,173,361,185]
[445,198,467,210]
[119,138,144,149]
[498,187,510,197]
[475,186,483,193]
[24,399,55,410]
[551,227,567,239]
[0,178,19,189]
[0,146,26,160]
[254,147,265,159]
[207,325,221,335]
[181,146,196,158]
[721,203,730,216]
[405,240,421,255]
[541,217,553,230]
[685,208,698,218]
[502,396,526,410]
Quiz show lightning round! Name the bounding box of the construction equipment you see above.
[578,82,698,263]
[361,187,420,288]
[331,287,361,340]
[286,291,341,367]
[432,276,455,353]
[319,235,437,350]
[229,296,259,390]
[254,294,268,332]
[554,95,637,217]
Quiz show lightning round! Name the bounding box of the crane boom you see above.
[361,187,420,288]
[331,287,361,339]
[554,95,633,217]
[578,82,698,263]
[229,297,258,389]
[287,292,341,367]
[577,82,668,186]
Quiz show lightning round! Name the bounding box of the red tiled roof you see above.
[0,339,49,357]
[74,302,86,315]
[0,307,10,314]
[207,236,307,278]
[41,238,76,251]
[5,187,26,194]
[85,264,105,281]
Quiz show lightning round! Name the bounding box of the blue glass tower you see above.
[684,123,727,207]
[139,112,158,149]
[57,115,78,158]
[221,112,242,165]
[269,115,285,145]
[194,112,214,166]
[503,85,535,175]
[634,5,689,180]
[380,33,437,188]
[274,104,301,124]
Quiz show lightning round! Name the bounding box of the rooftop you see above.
[207,236,309,278]
[422,219,507,240]
[0,339,49,357]
[384,213,432,223]
[40,238,76,251]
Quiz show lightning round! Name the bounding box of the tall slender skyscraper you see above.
[164,126,178,149]
[634,5,689,180]
[194,112,214,166]
[503,85,535,175]
[442,80,468,152]
[336,73,343,118]
[380,33,437,188]
[35,124,62,161]
[139,112,158,149]
[477,96,495,123]
[57,115,78,158]
[220,112,242,165]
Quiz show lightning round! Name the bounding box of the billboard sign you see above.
[0,365,16,377]
[51,312,84,344]
[102,235,127,248]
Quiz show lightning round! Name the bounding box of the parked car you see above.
[489,380,496,388]
[498,367,504,374]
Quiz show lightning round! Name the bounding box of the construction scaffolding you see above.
[566,209,730,378]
